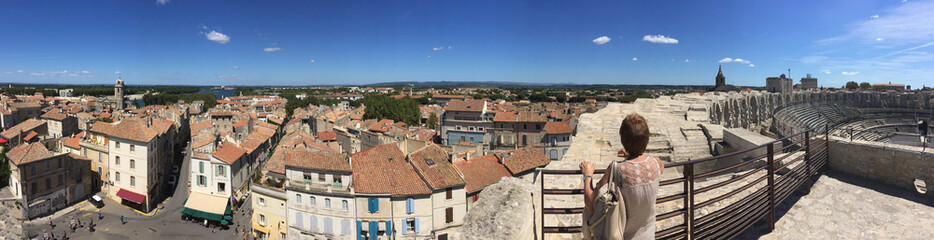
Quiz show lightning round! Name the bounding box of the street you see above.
[22,141,254,240]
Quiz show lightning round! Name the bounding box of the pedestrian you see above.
[204,219,208,227]
[97,211,102,220]
[120,215,124,225]
[49,218,53,227]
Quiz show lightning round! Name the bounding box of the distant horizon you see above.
[0,80,772,89]
[4,1,934,88]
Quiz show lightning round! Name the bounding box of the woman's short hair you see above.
[619,113,650,157]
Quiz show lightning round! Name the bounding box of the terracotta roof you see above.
[0,119,47,139]
[212,142,245,164]
[517,112,547,123]
[501,147,551,175]
[408,144,466,190]
[545,121,573,134]
[7,142,54,165]
[317,131,337,141]
[106,118,159,142]
[493,111,517,122]
[265,148,287,175]
[41,111,68,121]
[444,99,485,112]
[63,131,85,149]
[233,118,250,128]
[88,121,114,135]
[285,149,350,173]
[453,154,511,194]
[351,143,431,196]
[432,94,470,100]
[368,119,394,133]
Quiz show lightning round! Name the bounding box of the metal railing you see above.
[539,125,829,240]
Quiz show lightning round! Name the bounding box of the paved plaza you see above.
[741,171,934,240]
[19,142,255,240]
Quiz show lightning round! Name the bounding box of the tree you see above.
[859,82,872,90]
[0,146,9,187]
[96,117,113,123]
[426,112,439,129]
[555,94,568,103]
[361,95,420,125]
[845,81,859,90]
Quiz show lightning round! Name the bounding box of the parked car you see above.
[89,195,104,208]
[172,165,179,174]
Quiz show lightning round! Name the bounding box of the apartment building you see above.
[40,110,77,138]
[543,121,574,160]
[491,111,548,151]
[407,144,467,240]
[352,143,433,240]
[440,99,491,147]
[285,149,356,240]
[5,142,93,219]
[103,117,176,212]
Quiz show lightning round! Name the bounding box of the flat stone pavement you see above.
[741,171,934,240]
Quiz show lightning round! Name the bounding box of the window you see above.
[216,165,225,177]
[115,156,120,166]
[523,124,527,129]
[309,215,317,231]
[333,175,343,188]
[130,159,135,169]
[97,167,102,174]
[58,175,63,186]
[318,173,326,182]
[58,158,62,168]
[197,175,206,187]
[446,189,453,199]
[115,142,120,149]
[439,233,449,240]
[324,217,333,233]
[522,135,528,146]
[303,174,312,183]
[130,145,135,152]
[310,196,316,206]
[536,124,542,130]
[258,197,266,206]
[218,182,225,192]
[550,149,558,160]
[31,166,36,175]
[45,161,49,171]
[325,198,331,208]
[446,207,454,223]
[405,198,414,214]
[198,161,204,173]
[295,194,302,204]
[468,126,474,131]
[259,214,266,226]
[116,172,120,182]
[478,127,484,131]
[342,200,348,211]
[367,198,379,212]
[31,182,37,194]
[280,233,286,239]
[130,176,135,186]
[45,178,51,189]
[98,152,102,162]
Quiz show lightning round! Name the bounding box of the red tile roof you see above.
[368,119,394,133]
[501,147,551,175]
[408,144,466,190]
[352,143,431,196]
[444,99,485,112]
[453,154,511,194]
[545,121,573,134]
[212,142,245,164]
[63,131,85,149]
[7,142,54,165]
[493,111,517,122]
[41,111,68,121]
[285,149,350,173]
[0,119,47,139]
[317,131,337,141]
[105,118,160,142]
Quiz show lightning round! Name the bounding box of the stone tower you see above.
[115,77,125,109]
[715,65,726,88]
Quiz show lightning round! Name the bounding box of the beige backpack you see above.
[583,161,627,240]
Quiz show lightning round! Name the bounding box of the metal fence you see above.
[539,125,829,240]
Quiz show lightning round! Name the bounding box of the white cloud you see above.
[29,70,95,77]
[447,46,452,50]
[592,36,611,45]
[876,37,885,41]
[433,46,453,51]
[841,71,860,76]
[822,70,832,74]
[732,58,751,64]
[427,55,431,58]
[16,70,23,73]
[820,1,934,45]
[205,31,230,44]
[114,71,121,74]
[156,0,169,5]
[433,47,444,51]
[30,72,44,76]
[720,57,753,66]
[642,35,679,44]
[748,64,755,67]
[719,58,734,63]
[231,66,240,69]
[684,59,693,63]
[263,47,282,52]
[4,72,11,74]
[309,60,315,63]
[632,57,638,61]
[871,15,879,19]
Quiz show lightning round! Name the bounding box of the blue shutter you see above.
[310,215,317,231]
[369,221,379,239]
[367,198,375,212]
[406,198,414,214]
[386,221,392,236]
[401,219,407,235]
[356,221,363,240]
[414,218,420,233]
[295,212,303,228]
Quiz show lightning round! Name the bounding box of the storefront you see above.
[115,188,147,212]
[180,191,232,226]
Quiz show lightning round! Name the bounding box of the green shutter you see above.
[199,161,204,173]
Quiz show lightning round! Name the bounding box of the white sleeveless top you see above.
[612,156,661,240]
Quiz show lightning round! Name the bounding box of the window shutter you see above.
[401,219,407,235]
[385,221,392,236]
[406,198,414,214]
[295,212,303,228]
[373,198,379,212]
[415,218,420,233]
[356,221,363,240]
[369,221,379,239]
[310,215,317,231]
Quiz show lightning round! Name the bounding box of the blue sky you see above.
[2,0,933,88]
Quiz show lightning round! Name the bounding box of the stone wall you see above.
[456,177,538,240]
[828,137,934,199]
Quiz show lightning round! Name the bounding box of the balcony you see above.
[286,180,352,195]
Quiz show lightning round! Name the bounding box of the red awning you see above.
[116,188,146,204]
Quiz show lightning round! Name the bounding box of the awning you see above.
[184,191,229,215]
[116,188,146,204]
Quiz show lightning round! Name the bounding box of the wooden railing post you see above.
[684,164,694,240]
[767,143,775,232]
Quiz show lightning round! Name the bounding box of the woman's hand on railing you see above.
[580,161,596,177]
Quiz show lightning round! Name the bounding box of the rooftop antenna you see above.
[788,69,791,79]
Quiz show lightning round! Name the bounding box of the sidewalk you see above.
[23,200,91,226]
